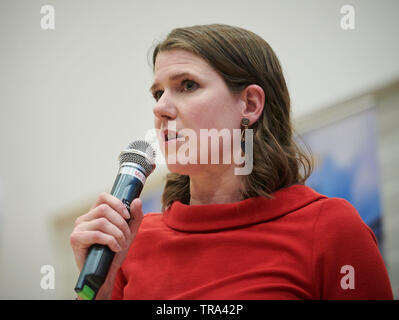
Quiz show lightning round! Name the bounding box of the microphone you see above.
[74,140,156,300]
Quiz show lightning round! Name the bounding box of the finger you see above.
[128,198,144,235]
[91,192,130,220]
[77,204,131,240]
[129,198,143,221]
[75,218,128,249]
[70,230,122,253]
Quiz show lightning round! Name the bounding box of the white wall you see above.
[0,0,398,298]
[375,85,399,298]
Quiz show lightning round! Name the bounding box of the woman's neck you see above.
[189,165,243,205]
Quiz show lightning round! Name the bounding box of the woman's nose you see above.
[153,92,177,120]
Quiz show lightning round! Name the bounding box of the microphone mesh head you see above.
[118,140,156,176]
[126,140,156,161]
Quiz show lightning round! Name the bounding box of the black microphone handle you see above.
[74,163,146,300]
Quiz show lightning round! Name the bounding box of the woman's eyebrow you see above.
[149,72,196,93]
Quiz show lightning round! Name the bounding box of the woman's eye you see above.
[182,80,198,92]
[153,91,163,101]
[152,80,197,101]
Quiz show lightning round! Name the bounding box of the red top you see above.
[111,184,393,299]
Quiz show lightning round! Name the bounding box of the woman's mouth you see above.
[163,130,185,143]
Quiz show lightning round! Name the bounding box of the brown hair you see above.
[149,24,313,211]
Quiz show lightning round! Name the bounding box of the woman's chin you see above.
[164,159,212,176]
[165,161,196,175]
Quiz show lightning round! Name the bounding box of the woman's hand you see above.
[70,192,144,299]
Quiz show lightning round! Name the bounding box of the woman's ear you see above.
[240,84,265,126]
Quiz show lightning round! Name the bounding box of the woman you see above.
[70,24,393,299]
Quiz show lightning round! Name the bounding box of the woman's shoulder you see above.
[287,185,375,242]
[317,196,366,224]
[294,186,366,227]
[314,196,377,244]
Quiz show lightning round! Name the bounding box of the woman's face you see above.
[151,49,244,174]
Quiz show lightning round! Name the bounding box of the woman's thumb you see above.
[129,198,143,228]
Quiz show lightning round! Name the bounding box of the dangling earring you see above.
[241,118,249,155]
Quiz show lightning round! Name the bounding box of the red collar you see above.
[162,184,326,232]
